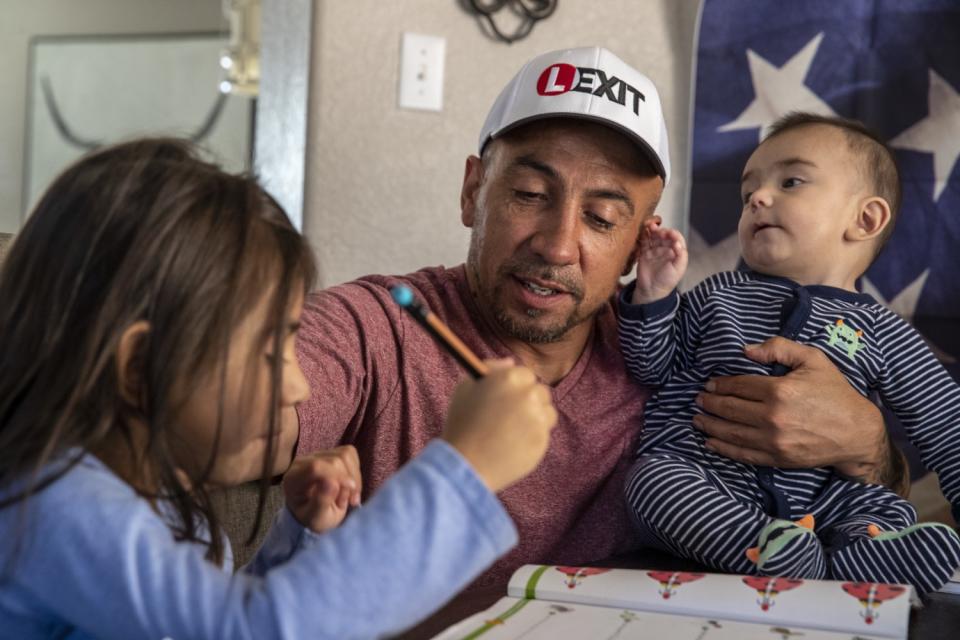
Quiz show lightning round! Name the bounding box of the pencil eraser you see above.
[390,285,414,307]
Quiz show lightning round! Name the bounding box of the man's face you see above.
[461,120,663,344]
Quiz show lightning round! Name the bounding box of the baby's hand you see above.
[282,445,362,533]
[632,216,688,304]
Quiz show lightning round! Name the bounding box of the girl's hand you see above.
[443,359,558,493]
[632,216,688,304]
[282,445,362,533]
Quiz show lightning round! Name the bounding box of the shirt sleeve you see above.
[13,441,517,640]
[874,310,960,523]
[293,280,406,455]
[617,276,721,385]
[240,506,314,578]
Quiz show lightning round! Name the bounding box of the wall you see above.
[0,0,224,233]
[0,232,11,264]
[304,0,701,287]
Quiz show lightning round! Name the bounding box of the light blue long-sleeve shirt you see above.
[0,440,516,639]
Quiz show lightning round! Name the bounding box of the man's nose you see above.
[529,203,580,266]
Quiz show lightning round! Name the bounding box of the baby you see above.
[619,112,960,595]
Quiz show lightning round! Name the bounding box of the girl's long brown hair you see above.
[0,138,316,563]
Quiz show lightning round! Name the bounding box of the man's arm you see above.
[690,336,909,496]
[878,437,911,498]
[294,282,404,456]
[830,418,909,497]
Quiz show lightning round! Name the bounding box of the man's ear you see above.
[622,214,659,276]
[845,197,891,243]
[116,321,150,409]
[460,155,483,228]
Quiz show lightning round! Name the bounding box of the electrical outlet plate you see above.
[399,32,445,112]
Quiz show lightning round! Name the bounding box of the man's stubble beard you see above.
[466,216,599,346]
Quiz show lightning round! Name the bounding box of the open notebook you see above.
[432,565,914,640]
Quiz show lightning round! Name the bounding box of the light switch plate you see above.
[399,32,445,111]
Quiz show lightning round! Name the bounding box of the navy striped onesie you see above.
[619,270,960,594]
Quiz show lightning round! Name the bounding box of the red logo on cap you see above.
[537,64,579,96]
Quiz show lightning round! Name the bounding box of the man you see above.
[293,47,905,587]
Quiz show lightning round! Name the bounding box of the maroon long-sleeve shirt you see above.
[296,264,648,587]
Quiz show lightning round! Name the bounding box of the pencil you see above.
[390,285,489,379]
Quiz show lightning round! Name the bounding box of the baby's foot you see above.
[832,522,960,595]
[746,514,825,578]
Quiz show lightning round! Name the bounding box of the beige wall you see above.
[304,0,701,287]
[0,0,223,233]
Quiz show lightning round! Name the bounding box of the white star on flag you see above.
[860,270,928,320]
[890,69,960,203]
[682,230,741,292]
[718,32,837,142]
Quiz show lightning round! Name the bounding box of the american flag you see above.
[686,0,960,473]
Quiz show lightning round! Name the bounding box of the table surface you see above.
[396,549,960,639]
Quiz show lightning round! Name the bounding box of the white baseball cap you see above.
[478,46,671,184]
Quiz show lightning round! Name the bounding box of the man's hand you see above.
[692,336,907,494]
[632,216,688,305]
[282,445,362,533]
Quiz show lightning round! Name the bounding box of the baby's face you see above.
[738,124,866,285]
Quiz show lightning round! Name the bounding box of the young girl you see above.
[0,139,557,639]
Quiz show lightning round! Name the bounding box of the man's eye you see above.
[514,190,545,201]
[782,177,804,188]
[586,212,615,230]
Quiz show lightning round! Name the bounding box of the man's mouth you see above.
[516,276,569,297]
[753,223,779,234]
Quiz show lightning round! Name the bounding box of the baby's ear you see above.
[845,197,891,243]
